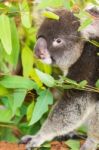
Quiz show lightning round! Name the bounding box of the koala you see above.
[21,7,99,150]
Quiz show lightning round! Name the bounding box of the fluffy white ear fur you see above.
[81,6,99,39]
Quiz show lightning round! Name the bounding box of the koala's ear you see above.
[81,7,99,39]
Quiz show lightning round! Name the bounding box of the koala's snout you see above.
[34,37,52,64]
[34,37,46,59]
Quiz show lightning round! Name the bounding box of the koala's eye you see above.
[53,38,64,47]
[56,38,62,43]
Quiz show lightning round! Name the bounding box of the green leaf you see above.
[78,125,87,133]
[35,59,52,74]
[35,69,55,87]
[19,0,31,28]
[8,18,20,67]
[22,46,34,77]
[43,11,59,20]
[96,80,99,88]
[29,89,53,125]
[66,140,80,150]
[0,85,10,96]
[63,0,71,10]
[0,127,18,142]
[0,3,7,9]
[0,14,12,54]
[30,69,43,87]
[38,0,64,9]
[78,80,88,88]
[3,18,20,67]
[27,101,35,121]
[12,89,27,115]
[0,109,12,122]
[0,75,37,90]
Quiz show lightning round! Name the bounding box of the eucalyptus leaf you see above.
[43,11,59,20]
[0,14,12,54]
[3,18,20,67]
[96,80,99,88]
[63,0,71,10]
[38,0,64,9]
[66,139,80,150]
[0,109,12,122]
[12,89,27,115]
[19,0,31,28]
[35,69,55,87]
[27,101,35,121]
[0,86,10,96]
[30,69,43,87]
[29,89,53,125]
[78,80,88,88]
[0,75,37,90]
[22,46,34,77]
[78,125,87,133]
[9,18,20,67]
[35,59,52,74]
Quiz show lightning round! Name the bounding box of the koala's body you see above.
[21,8,99,150]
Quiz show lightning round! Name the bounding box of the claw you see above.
[19,135,33,144]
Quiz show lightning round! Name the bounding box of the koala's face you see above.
[34,9,85,74]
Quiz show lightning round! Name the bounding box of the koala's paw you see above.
[20,135,42,150]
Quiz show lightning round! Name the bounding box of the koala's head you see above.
[34,9,99,75]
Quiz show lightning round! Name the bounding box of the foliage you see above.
[66,140,80,150]
[0,0,99,149]
[43,11,60,20]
